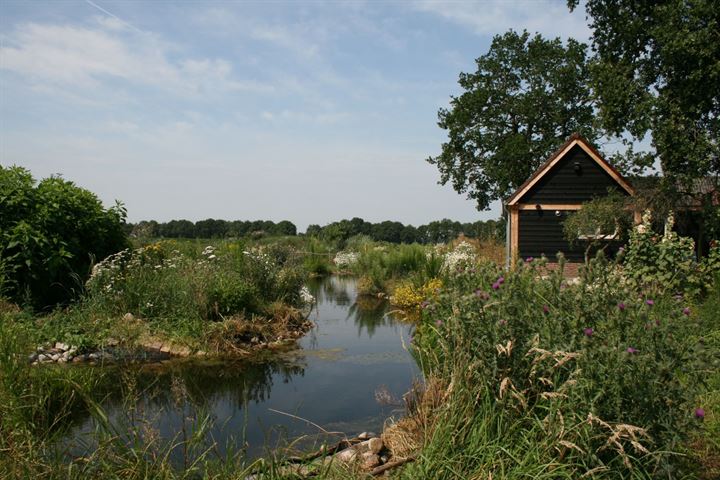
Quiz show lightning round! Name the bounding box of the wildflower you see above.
[542,305,550,314]
[435,319,443,327]
[497,276,505,285]
[626,347,638,354]
[525,256,534,263]
[584,327,593,337]
[645,299,655,306]
[421,301,430,309]
[498,319,507,326]
[618,302,626,311]
[682,307,691,316]
[492,282,500,290]
[474,289,489,301]
[695,408,705,420]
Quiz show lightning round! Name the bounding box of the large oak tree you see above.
[427,30,600,211]
[570,0,720,188]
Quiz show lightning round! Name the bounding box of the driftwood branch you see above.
[371,455,417,476]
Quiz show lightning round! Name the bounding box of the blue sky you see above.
[0,1,590,231]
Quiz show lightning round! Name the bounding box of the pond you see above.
[63,276,420,462]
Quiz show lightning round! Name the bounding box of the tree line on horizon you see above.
[127,217,505,245]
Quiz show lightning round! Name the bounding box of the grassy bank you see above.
[10,239,316,358]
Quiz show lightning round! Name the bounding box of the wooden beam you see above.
[517,204,583,211]
[510,206,519,268]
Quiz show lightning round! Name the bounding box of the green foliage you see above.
[428,30,600,210]
[412,258,713,477]
[84,241,308,330]
[570,0,720,185]
[563,192,632,261]
[0,166,129,309]
[622,211,719,296]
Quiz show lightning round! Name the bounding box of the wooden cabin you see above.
[504,133,635,274]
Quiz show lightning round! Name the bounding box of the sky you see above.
[0,0,591,232]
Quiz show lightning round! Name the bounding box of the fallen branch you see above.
[371,455,417,476]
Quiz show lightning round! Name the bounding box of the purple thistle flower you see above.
[695,408,705,420]
[626,347,638,354]
[492,282,500,290]
[525,256,534,263]
[497,276,505,285]
[645,299,655,306]
[474,289,489,301]
[618,302,626,311]
[542,305,550,314]
[683,307,691,316]
[583,327,594,337]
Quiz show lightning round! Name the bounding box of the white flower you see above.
[299,286,315,305]
[333,251,359,269]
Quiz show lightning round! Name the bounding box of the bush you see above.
[0,166,129,309]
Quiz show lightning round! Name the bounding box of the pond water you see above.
[63,276,420,461]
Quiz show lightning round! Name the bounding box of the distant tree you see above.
[569,0,720,188]
[273,220,297,236]
[371,221,405,243]
[305,224,322,237]
[428,30,599,211]
[131,220,158,238]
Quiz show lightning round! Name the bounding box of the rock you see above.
[28,353,38,363]
[357,432,371,440]
[380,454,389,463]
[61,351,72,361]
[335,447,358,463]
[88,353,99,360]
[58,357,67,364]
[122,313,134,321]
[55,342,69,351]
[362,452,381,469]
[72,355,85,363]
[38,353,49,362]
[106,338,119,347]
[50,353,60,362]
[369,437,384,454]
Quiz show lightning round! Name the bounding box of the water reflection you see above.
[63,276,419,462]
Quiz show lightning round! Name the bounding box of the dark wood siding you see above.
[522,145,628,204]
[518,210,622,263]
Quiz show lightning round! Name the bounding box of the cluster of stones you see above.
[245,432,393,479]
[28,342,112,365]
[332,432,388,470]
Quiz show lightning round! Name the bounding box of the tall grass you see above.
[405,257,716,478]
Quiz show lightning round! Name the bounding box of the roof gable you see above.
[506,134,635,206]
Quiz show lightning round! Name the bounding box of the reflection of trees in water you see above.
[135,357,307,412]
[348,295,391,337]
[309,276,354,306]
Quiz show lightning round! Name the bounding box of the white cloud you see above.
[0,19,272,96]
[412,0,590,41]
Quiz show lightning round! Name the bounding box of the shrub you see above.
[622,210,717,296]
[0,166,129,309]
